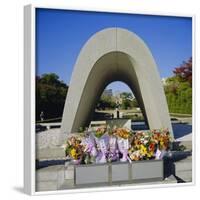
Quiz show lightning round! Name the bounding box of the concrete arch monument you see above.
[61,28,173,138]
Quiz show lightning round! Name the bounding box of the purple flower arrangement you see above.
[64,127,171,164]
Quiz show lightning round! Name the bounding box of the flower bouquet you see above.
[129,129,171,161]
[81,132,98,164]
[64,135,83,164]
[129,131,155,161]
[93,126,109,163]
[114,128,132,162]
[107,129,119,162]
[64,127,171,165]
[152,128,171,159]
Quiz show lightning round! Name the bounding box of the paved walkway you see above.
[176,133,192,141]
[36,128,67,161]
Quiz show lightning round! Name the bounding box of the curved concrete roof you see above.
[61,28,173,138]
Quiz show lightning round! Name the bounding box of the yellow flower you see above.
[160,141,164,147]
[70,148,77,159]
[115,128,131,139]
[147,151,154,158]
[140,145,147,156]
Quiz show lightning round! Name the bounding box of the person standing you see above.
[40,111,45,121]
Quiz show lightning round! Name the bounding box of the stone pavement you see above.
[36,128,67,161]
[174,155,192,182]
[36,165,65,191]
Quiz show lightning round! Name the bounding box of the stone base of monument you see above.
[36,153,192,191]
[73,160,163,187]
[89,119,132,131]
[106,119,132,130]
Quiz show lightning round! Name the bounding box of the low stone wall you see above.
[65,160,163,187]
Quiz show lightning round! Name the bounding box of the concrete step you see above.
[36,146,66,160]
[169,153,192,183]
[36,165,65,192]
[36,155,192,191]
[36,181,58,192]
[59,179,75,190]
[174,157,192,172]
[122,175,177,186]
[59,174,177,190]
[64,162,74,180]
[36,165,64,181]
[59,161,178,190]
[175,170,192,183]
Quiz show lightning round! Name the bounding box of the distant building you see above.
[112,91,122,105]
[103,89,113,97]
[113,90,121,98]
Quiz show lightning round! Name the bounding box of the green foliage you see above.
[96,95,116,110]
[97,92,138,110]
[121,99,131,109]
[164,57,192,114]
[173,57,192,86]
[132,98,139,107]
[121,92,133,99]
[36,73,68,121]
[121,92,138,110]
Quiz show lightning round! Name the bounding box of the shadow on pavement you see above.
[164,150,192,182]
[36,159,66,169]
[172,123,192,139]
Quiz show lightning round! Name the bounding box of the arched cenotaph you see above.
[61,28,174,139]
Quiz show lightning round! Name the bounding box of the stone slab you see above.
[36,147,66,160]
[36,181,58,192]
[36,166,60,182]
[175,171,192,182]
[131,160,163,181]
[75,164,109,185]
[112,163,129,182]
[36,165,65,192]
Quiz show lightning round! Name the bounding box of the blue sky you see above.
[36,8,192,93]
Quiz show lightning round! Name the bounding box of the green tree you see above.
[132,98,139,107]
[121,99,132,110]
[164,57,192,114]
[97,95,116,110]
[120,92,133,99]
[173,57,192,86]
[36,73,68,121]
